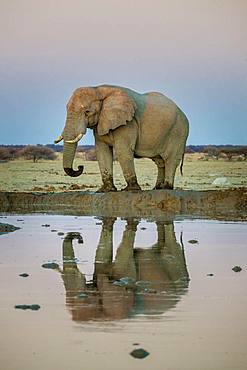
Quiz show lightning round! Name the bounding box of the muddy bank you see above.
[0,189,246,220]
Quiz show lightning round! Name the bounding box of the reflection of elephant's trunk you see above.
[63,142,84,177]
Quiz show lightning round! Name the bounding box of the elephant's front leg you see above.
[114,140,141,192]
[95,138,117,192]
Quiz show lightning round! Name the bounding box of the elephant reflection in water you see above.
[57,219,189,322]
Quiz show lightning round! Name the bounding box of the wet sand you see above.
[0,215,247,370]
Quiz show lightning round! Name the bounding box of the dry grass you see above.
[0,153,246,192]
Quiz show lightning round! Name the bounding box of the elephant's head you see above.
[54,86,137,177]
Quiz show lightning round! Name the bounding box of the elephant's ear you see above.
[97,90,137,136]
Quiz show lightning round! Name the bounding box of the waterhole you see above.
[0,215,246,370]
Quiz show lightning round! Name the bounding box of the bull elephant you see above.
[54,218,189,322]
[55,85,189,191]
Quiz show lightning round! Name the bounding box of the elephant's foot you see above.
[97,174,117,192]
[96,184,117,193]
[121,185,141,192]
[122,177,142,192]
[163,181,173,190]
[153,182,173,190]
[153,183,163,190]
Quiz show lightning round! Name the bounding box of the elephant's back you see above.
[143,91,177,107]
[141,91,178,126]
[134,92,178,156]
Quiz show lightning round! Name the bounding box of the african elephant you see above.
[55,85,189,191]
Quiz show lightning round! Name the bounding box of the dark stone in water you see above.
[113,280,126,287]
[42,224,50,227]
[130,348,150,359]
[77,293,89,299]
[57,232,64,236]
[113,277,135,287]
[0,223,20,234]
[232,266,242,272]
[207,273,214,276]
[19,273,29,277]
[15,304,41,311]
[188,239,198,244]
[42,262,59,269]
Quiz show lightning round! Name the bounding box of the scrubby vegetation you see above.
[77,146,97,160]
[0,146,22,161]
[0,145,57,162]
[18,145,57,162]
[202,146,247,160]
[1,144,247,163]
[186,145,247,160]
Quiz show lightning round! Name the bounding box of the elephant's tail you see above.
[177,108,189,177]
[180,151,185,176]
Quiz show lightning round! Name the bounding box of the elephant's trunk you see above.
[63,142,84,177]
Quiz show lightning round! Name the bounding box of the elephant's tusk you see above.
[54,135,63,144]
[65,133,83,144]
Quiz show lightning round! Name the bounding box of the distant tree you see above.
[7,147,21,160]
[185,146,195,153]
[19,145,57,162]
[0,147,12,161]
[240,146,247,160]
[85,147,97,161]
[203,146,220,159]
[220,146,247,160]
[186,145,206,153]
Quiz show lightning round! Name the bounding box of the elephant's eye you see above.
[85,110,90,116]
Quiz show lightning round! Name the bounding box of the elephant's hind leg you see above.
[161,146,185,189]
[161,115,188,189]
[154,167,165,189]
[152,157,165,190]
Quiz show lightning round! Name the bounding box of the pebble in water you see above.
[232,266,242,272]
[42,262,59,269]
[15,304,41,311]
[188,239,198,244]
[130,348,150,359]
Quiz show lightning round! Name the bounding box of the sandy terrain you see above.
[0,153,246,192]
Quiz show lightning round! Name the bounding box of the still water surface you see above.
[0,215,247,370]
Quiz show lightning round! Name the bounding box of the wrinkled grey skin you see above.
[58,85,189,192]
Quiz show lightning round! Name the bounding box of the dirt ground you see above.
[0,153,246,192]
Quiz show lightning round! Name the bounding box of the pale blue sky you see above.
[0,0,246,145]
